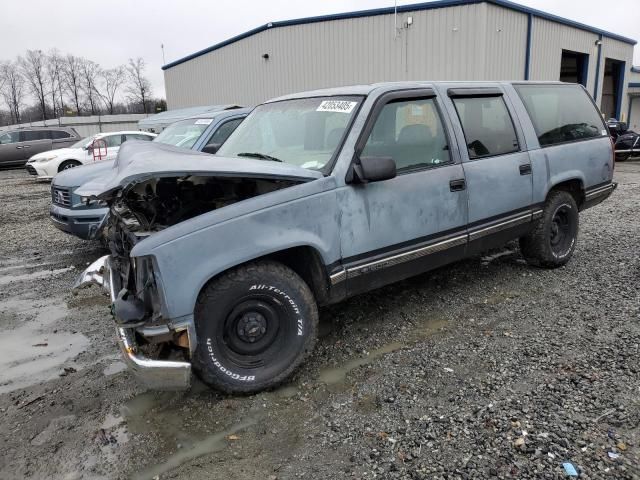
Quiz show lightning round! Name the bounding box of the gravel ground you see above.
[0,164,638,480]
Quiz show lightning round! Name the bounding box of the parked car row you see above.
[0,127,81,167]
[70,81,616,395]
[50,108,249,239]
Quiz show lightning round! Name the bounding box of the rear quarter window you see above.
[514,84,607,147]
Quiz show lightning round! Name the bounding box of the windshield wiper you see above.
[237,152,283,163]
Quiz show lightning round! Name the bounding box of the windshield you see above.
[217,96,362,170]
[71,136,93,149]
[153,118,212,149]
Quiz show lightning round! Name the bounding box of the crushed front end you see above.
[73,188,197,390]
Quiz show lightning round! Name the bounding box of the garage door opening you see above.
[601,58,625,120]
[560,50,589,87]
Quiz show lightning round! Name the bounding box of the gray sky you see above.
[1,0,638,101]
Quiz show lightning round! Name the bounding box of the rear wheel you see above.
[520,190,579,268]
[193,260,318,393]
[58,160,81,172]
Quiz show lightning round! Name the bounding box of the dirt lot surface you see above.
[0,164,638,480]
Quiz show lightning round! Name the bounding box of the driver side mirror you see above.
[350,156,397,183]
[201,143,221,155]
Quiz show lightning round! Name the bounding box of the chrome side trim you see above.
[585,184,614,201]
[532,209,544,220]
[329,269,347,285]
[346,234,467,279]
[468,213,532,241]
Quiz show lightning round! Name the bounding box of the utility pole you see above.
[161,44,166,65]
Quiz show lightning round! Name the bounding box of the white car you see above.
[25,131,156,179]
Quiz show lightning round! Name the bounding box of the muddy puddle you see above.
[319,312,448,387]
[101,389,263,480]
[0,298,89,393]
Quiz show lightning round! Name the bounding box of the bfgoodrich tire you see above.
[192,260,318,393]
[520,190,579,268]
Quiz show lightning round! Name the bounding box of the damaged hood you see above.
[75,141,323,199]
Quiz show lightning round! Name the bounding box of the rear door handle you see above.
[15,146,22,149]
[519,164,532,175]
[449,179,466,192]
[23,145,31,148]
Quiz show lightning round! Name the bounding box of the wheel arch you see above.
[546,176,585,208]
[57,159,82,172]
[196,245,332,308]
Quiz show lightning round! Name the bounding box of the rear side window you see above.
[51,130,71,139]
[21,130,49,142]
[514,84,607,147]
[452,96,519,159]
[103,135,124,148]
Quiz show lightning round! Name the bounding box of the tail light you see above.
[610,137,615,172]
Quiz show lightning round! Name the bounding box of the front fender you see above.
[134,178,341,320]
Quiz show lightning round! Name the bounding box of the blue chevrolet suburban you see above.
[74,82,615,393]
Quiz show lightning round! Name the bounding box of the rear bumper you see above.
[73,255,192,390]
[50,204,108,240]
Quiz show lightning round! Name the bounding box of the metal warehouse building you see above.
[163,0,637,125]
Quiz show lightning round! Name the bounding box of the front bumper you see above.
[25,161,54,179]
[73,255,192,390]
[50,204,108,240]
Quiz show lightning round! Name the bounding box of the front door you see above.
[337,90,468,295]
[445,88,534,253]
[0,131,22,166]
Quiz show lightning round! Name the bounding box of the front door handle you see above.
[519,164,532,175]
[449,179,466,192]
[15,146,23,149]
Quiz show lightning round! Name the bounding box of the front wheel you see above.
[520,190,579,268]
[193,260,318,393]
[58,160,81,172]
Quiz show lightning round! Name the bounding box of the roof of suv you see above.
[269,80,570,102]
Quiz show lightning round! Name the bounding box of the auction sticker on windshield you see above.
[316,100,357,114]
[195,119,213,125]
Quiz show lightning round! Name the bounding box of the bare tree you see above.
[19,50,49,120]
[125,57,152,114]
[98,66,125,115]
[62,54,83,115]
[46,49,64,118]
[80,59,101,115]
[0,61,26,124]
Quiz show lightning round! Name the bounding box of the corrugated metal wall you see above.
[165,3,532,108]
[164,2,633,118]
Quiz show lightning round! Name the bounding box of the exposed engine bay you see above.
[104,174,303,294]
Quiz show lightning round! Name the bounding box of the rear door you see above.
[337,89,468,295]
[19,130,53,158]
[0,131,22,165]
[444,87,533,253]
[103,134,125,161]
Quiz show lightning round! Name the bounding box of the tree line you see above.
[0,50,166,126]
